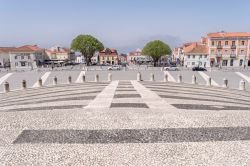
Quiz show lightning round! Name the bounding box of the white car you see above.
[108,65,121,70]
[164,65,179,71]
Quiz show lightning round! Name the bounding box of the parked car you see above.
[164,65,179,71]
[108,65,121,70]
[192,67,207,71]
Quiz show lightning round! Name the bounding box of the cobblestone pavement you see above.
[0,81,250,165]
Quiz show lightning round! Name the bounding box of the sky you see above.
[0,0,250,53]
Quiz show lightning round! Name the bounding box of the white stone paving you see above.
[0,81,250,165]
[198,71,219,86]
[32,71,51,88]
[164,71,176,82]
[131,81,177,110]
[75,71,86,83]
[0,73,13,85]
[236,72,250,83]
[85,81,119,109]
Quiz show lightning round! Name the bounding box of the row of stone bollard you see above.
[3,73,114,93]
[136,72,247,91]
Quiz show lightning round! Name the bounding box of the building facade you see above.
[127,48,151,64]
[207,32,250,67]
[0,47,16,68]
[183,43,210,68]
[45,45,71,65]
[10,45,45,70]
[99,48,119,65]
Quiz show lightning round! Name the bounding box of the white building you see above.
[183,43,210,68]
[10,45,45,70]
[127,48,151,64]
[0,47,15,68]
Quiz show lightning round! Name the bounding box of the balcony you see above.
[230,54,236,58]
[216,54,222,58]
[231,45,236,49]
[217,45,223,49]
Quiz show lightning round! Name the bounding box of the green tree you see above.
[142,40,172,66]
[71,35,104,65]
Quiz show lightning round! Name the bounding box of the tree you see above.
[71,35,104,65]
[142,40,172,66]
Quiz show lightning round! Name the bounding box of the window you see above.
[199,55,202,59]
[21,56,24,59]
[21,62,26,66]
[204,55,208,58]
[241,50,244,54]
[15,62,18,66]
[192,55,195,59]
[241,41,245,46]
[231,50,236,54]
[192,62,195,66]
[218,41,221,46]
[225,50,228,55]
[225,41,228,45]
[15,56,17,59]
[188,55,190,59]
[211,50,214,54]
[232,41,236,46]
[211,41,215,46]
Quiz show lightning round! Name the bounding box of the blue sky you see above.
[0,0,250,53]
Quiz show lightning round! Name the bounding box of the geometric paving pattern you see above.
[1,81,250,165]
[13,127,250,144]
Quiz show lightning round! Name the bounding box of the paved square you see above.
[0,80,250,165]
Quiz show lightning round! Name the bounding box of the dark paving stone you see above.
[117,86,134,89]
[172,104,250,110]
[2,105,85,112]
[114,94,141,98]
[110,103,149,108]
[152,89,250,104]
[0,91,101,106]
[0,86,105,102]
[159,94,248,106]
[13,127,250,144]
[1,96,96,107]
[116,89,137,92]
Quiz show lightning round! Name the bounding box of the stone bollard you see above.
[82,74,86,83]
[222,78,228,88]
[239,80,246,91]
[22,80,27,89]
[192,75,197,84]
[164,73,168,82]
[95,74,99,82]
[137,72,141,81]
[150,73,155,82]
[38,78,43,87]
[53,76,58,85]
[108,73,112,82]
[178,74,182,83]
[207,77,211,86]
[68,76,72,84]
[4,82,10,93]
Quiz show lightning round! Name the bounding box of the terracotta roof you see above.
[13,45,43,52]
[99,48,118,56]
[207,32,250,38]
[0,47,16,53]
[183,43,208,54]
[128,48,142,56]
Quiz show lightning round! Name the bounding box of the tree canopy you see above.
[71,35,104,65]
[142,40,172,66]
